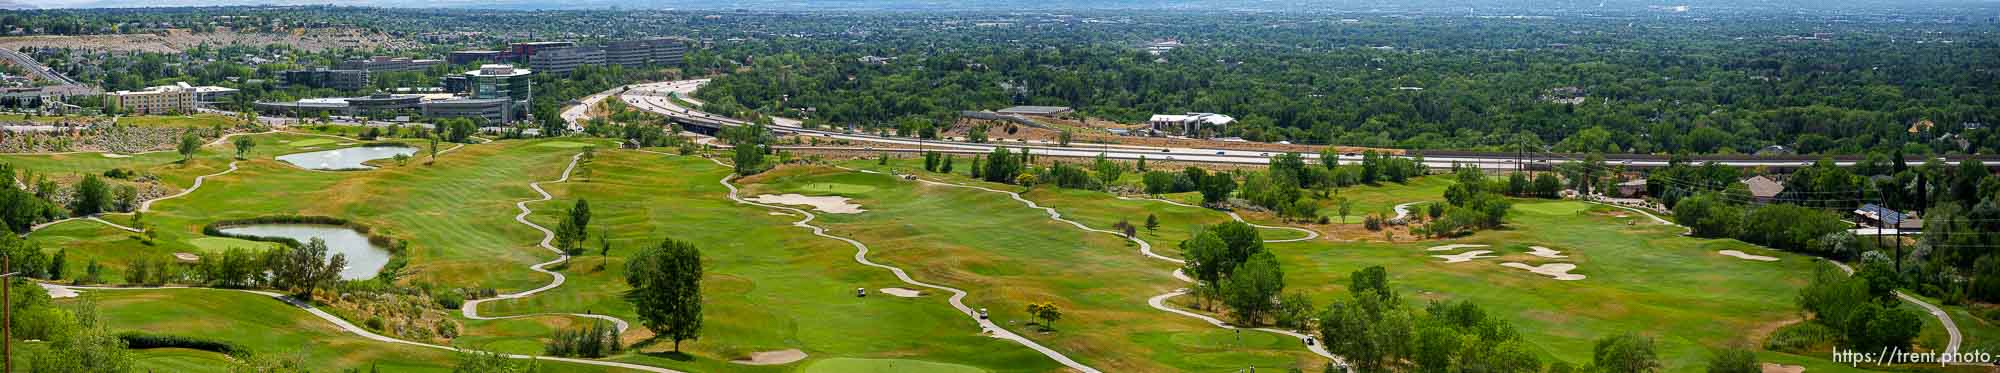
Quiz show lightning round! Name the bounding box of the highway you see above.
[611,80,2000,170]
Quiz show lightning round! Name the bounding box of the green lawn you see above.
[76,288,618,372]
[742,164,1324,372]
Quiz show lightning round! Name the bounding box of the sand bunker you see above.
[731,349,807,365]
[1720,250,1780,262]
[1501,262,1586,281]
[1426,244,1489,252]
[1432,250,1497,263]
[746,194,865,214]
[767,212,792,216]
[879,288,921,297]
[1526,246,1568,259]
[39,283,76,299]
[173,252,200,261]
[100,153,131,158]
[1760,363,1804,373]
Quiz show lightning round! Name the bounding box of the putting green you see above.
[133,348,234,373]
[186,237,278,252]
[533,141,598,148]
[799,182,877,195]
[288,138,337,148]
[799,358,987,373]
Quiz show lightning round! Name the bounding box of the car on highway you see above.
[1215,151,1226,155]
[1159,149,1170,153]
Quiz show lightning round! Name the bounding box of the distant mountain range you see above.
[6,0,1997,11]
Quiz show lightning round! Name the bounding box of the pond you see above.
[216,224,392,280]
[276,145,418,170]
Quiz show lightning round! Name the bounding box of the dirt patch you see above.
[1427,244,1489,252]
[879,288,921,297]
[1720,250,1780,262]
[746,194,865,214]
[1501,262,1586,281]
[1761,363,1805,373]
[1527,246,1568,259]
[731,349,807,366]
[1433,250,1497,263]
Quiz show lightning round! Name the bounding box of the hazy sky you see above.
[7,0,1997,10]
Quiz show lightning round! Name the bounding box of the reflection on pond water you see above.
[217,224,391,280]
[277,146,417,170]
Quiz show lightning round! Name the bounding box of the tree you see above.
[270,238,347,301]
[70,174,109,215]
[1706,348,1758,373]
[556,199,593,259]
[169,133,202,164]
[232,136,256,159]
[626,238,704,352]
[453,350,537,373]
[1336,197,1353,224]
[1057,130,1073,147]
[1145,214,1159,231]
[48,248,64,280]
[1221,251,1284,325]
[428,135,440,164]
[1026,302,1063,329]
[1199,172,1236,206]
[1593,333,1661,373]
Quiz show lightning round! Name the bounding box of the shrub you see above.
[1763,322,1838,353]
[435,291,465,309]
[118,332,248,357]
[364,316,386,331]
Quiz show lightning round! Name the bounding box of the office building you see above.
[337,56,443,73]
[449,50,504,65]
[465,64,533,102]
[422,98,516,124]
[283,69,371,91]
[528,46,606,75]
[106,85,197,115]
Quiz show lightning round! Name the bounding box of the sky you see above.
[5,0,1997,10]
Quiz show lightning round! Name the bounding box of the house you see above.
[1616,179,1649,198]
[1148,112,1234,136]
[1742,176,1784,203]
[1854,204,1922,230]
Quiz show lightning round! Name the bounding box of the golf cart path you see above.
[460,152,633,334]
[42,285,681,372]
[1595,201,1964,360]
[689,155,1100,373]
[879,170,1346,366]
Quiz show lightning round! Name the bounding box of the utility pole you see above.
[3,255,13,373]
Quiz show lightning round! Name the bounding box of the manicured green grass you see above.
[132,348,235,373]
[485,151,1061,372]
[744,165,1321,371]
[799,357,987,373]
[287,138,338,148]
[76,288,616,372]
[533,141,597,148]
[1269,200,1866,372]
